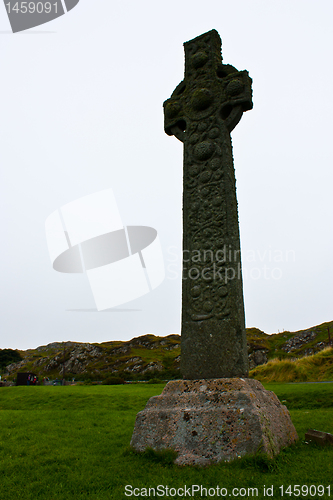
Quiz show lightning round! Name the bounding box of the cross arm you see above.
[164,30,252,141]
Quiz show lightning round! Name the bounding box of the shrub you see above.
[0,349,22,370]
[148,378,164,384]
[102,376,125,385]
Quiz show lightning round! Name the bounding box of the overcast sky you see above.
[0,0,332,350]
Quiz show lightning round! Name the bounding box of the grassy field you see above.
[0,383,332,499]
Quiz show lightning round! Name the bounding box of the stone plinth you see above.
[130,378,298,466]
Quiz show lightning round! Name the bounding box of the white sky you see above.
[0,0,332,350]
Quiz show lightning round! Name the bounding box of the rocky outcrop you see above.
[281,329,317,353]
[142,361,163,374]
[5,360,25,373]
[248,349,268,370]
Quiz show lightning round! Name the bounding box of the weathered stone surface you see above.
[248,349,268,370]
[130,378,298,466]
[305,429,333,447]
[163,29,252,379]
[282,329,317,352]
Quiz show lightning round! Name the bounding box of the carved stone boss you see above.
[163,30,253,379]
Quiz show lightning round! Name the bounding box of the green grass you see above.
[0,384,332,500]
[264,381,333,409]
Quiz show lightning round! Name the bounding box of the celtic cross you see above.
[164,29,253,379]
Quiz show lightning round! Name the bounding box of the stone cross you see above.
[163,29,253,379]
[131,33,297,465]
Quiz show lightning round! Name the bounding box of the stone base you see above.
[130,378,298,466]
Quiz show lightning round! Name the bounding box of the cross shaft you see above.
[164,30,253,379]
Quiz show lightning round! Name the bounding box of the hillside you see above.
[2,321,332,383]
[249,346,333,383]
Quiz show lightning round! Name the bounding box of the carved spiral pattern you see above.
[183,112,240,321]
